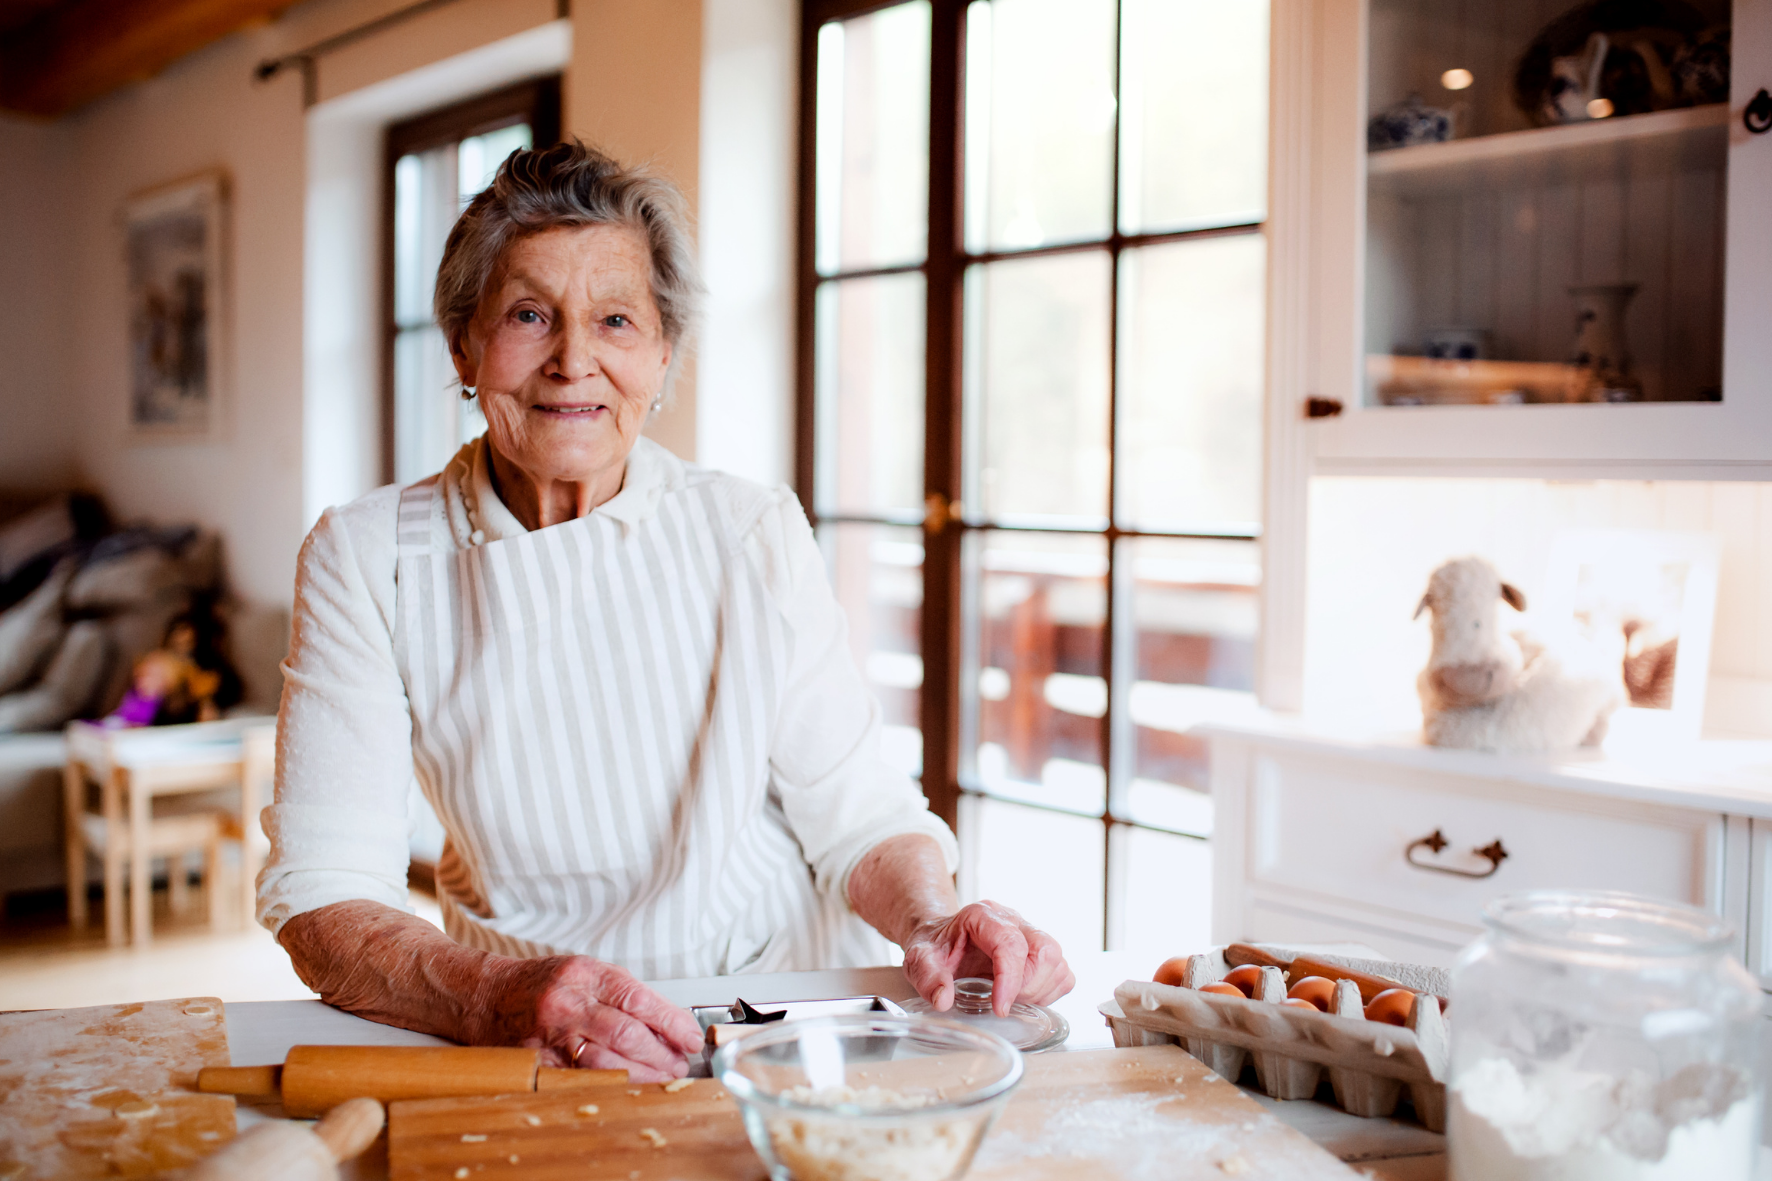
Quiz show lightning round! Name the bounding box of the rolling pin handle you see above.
[196,1064,282,1096]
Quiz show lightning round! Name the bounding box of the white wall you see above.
[696,0,798,489]
[0,116,77,491]
[1305,476,1772,738]
[59,31,310,609]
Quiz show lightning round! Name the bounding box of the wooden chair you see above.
[62,718,268,945]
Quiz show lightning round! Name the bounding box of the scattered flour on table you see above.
[1450,1057,1758,1181]
[972,1094,1323,1181]
[764,1085,977,1181]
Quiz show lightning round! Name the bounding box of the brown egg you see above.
[1286,976,1337,1012]
[1279,997,1319,1011]
[1154,957,1192,986]
[1199,982,1246,998]
[1364,988,1416,1026]
[1222,966,1265,998]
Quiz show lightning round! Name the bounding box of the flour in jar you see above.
[765,1085,984,1181]
[1450,1056,1758,1180]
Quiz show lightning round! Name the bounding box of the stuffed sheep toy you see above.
[1415,557,1622,752]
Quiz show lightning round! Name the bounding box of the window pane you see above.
[394,146,456,328]
[964,0,1115,251]
[965,252,1110,524]
[1118,0,1268,234]
[814,274,925,518]
[960,794,1104,954]
[819,522,924,778]
[394,327,460,483]
[1111,824,1211,963]
[1117,234,1265,531]
[963,531,1105,816]
[1113,536,1260,834]
[815,2,931,274]
[458,123,531,202]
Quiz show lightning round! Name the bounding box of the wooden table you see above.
[222,956,1448,1180]
[63,718,273,945]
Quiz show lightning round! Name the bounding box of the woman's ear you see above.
[449,328,479,390]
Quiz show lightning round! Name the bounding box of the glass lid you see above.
[899,977,1069,1053]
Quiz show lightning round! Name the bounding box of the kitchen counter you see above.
[223,952,1448,1181]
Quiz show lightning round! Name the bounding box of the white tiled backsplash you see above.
[1305,478,1772,738]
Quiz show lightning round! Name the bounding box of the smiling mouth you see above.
[533,403,607,417]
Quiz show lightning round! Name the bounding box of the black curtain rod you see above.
[256,0,570,107]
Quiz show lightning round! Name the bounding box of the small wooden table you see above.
[62,718,273,945]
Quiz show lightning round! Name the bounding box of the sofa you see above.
[0,490,286,899]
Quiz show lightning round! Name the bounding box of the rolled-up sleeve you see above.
[753,493,959,906]
[256,493,416,934]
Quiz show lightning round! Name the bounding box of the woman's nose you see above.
[548,319,601,381]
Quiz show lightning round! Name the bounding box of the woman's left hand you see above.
[901,900,1075,1017]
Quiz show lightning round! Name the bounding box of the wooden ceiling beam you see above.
[0,0,302,117]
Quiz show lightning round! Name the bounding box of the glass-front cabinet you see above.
[1298,0,1772,472]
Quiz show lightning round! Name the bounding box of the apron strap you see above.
[396,476,442,557]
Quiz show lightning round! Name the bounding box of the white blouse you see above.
[258,436,956,972]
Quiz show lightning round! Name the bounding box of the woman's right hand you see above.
[479,955,705,1082]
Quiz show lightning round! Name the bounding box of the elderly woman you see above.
[260,141,1073,1082]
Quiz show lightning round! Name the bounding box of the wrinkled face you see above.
[450,224,672,488]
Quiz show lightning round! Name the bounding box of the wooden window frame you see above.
[795,0,1267,924]
[380,75,562,484]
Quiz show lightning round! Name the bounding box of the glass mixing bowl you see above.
[712,1013,1024,1181]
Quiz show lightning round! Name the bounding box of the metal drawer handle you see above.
[1405,828,1509,878]
[1747,89,1772,135]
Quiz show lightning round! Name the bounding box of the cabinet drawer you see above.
[1245,894,1469,969]
[1246,751,1723,932]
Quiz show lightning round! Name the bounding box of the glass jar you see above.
[1449,890,1762,1180]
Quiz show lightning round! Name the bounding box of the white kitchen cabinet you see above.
[1207,722,1772,972]
[1275,0,1772,477]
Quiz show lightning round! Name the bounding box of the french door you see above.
[797,0,1269,960]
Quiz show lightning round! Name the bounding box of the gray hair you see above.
[434,139,701,391]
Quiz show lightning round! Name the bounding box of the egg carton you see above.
[1099,954,1448,1131]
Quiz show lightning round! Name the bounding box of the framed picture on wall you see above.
[124,172,227,441]
[1538,529,1721,741]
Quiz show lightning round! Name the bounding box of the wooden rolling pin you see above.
[184,1096,383,1181]
[198,1046,628,1118]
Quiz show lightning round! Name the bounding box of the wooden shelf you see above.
[1367,104,1730,197]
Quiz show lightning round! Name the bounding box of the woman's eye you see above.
[514,309,542,324]
[603,315,629,329]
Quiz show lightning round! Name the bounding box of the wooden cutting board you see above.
[389,1045,1361,1180]
[0,996,236,1179]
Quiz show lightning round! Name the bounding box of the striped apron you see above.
[391,472,891,980]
